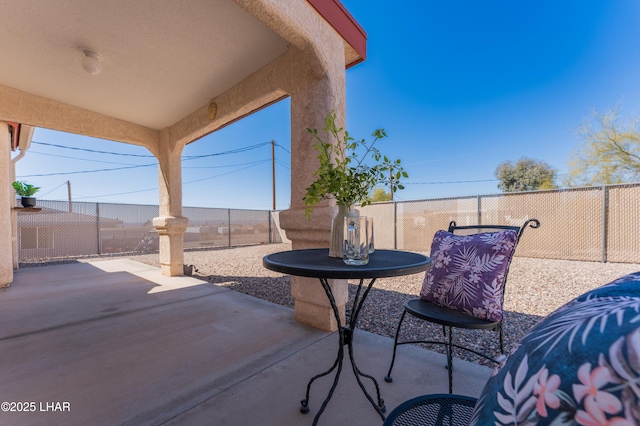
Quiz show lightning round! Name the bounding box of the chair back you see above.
[386,219,540,392]
[447,219,540,244]
[445,219,540,306]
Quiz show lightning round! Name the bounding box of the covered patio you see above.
[1,0,373,331]
[0,3,494,423]
[1,257,491,425]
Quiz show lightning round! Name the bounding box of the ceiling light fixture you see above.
[81,49,103,75]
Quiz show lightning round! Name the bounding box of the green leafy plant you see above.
[12,181,40,197]
[303,112,408,218]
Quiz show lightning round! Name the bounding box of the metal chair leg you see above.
[387,307,503,394]
[446,326,453,394]
[385,310,407,383]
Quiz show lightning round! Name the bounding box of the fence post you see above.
[228,209,232,247]
[393,201,398,249]
[477,195,482,225]
[268,210,272,244]
[602,186,609,263]
[96,203,101,255]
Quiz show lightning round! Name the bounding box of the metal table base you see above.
[301,277,386,425]
[262,249,431,425]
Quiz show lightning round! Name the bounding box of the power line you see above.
[183,160,271,185]
[28,150,154,166]
[406,171,572,186]
[27,138,280,199]
[21,142,277,177]
[275,158,290,170]
[38,181,69,197]
[182,142,271,160]
[32,141,154,157]
[31,139,274,160]
[74,186,158,200]
[274,142,290,154]
[74,159,271,200]
[18,163,157,178]
[183,159,270,169]
[406,178,499,185]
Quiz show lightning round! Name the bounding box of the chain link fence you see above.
[15,200,283,261]
[360,183,640,263]
[14,182,640,263]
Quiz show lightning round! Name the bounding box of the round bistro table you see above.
[263,248,431,425]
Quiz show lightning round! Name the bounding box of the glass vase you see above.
[329,204,357,258]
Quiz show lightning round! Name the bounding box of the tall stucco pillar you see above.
[152,138,188,276]
[279,45,348,331]
[0,122,13,287]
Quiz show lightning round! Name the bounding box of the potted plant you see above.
[304,112,408,257]
[12,181,40,208]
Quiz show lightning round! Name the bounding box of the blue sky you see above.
[14,0,640,210]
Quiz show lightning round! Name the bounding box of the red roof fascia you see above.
[7,121,20,150]
[306,0,367,67]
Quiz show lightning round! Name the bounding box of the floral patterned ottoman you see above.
[470,271,640,425]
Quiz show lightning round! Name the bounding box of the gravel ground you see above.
[23,243,640,367]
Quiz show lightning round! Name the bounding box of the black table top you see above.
[263,248,431,280]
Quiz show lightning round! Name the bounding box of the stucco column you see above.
[279,47,348,331]
[0,122,13,287]
[151,138,188,276]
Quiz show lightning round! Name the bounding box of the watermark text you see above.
[1,401,70,412]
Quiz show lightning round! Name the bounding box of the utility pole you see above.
[271,140,276,211]
[67,180,72,212]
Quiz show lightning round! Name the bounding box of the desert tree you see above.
[566,107,640,186]
[495,157,557,192]
[371,187,392,202]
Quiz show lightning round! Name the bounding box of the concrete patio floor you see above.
[1,259,492,426]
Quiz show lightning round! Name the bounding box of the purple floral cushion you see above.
[420,229,518,322]
[471,271,640,425]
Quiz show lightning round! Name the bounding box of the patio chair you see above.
[383,394,476,426]
[385,270,640,424]
[384,219,540,394]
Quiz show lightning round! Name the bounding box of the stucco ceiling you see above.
[0,0,290,130]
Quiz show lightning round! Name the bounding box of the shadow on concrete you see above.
[216,274,543,368]
[1,259,493,426]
